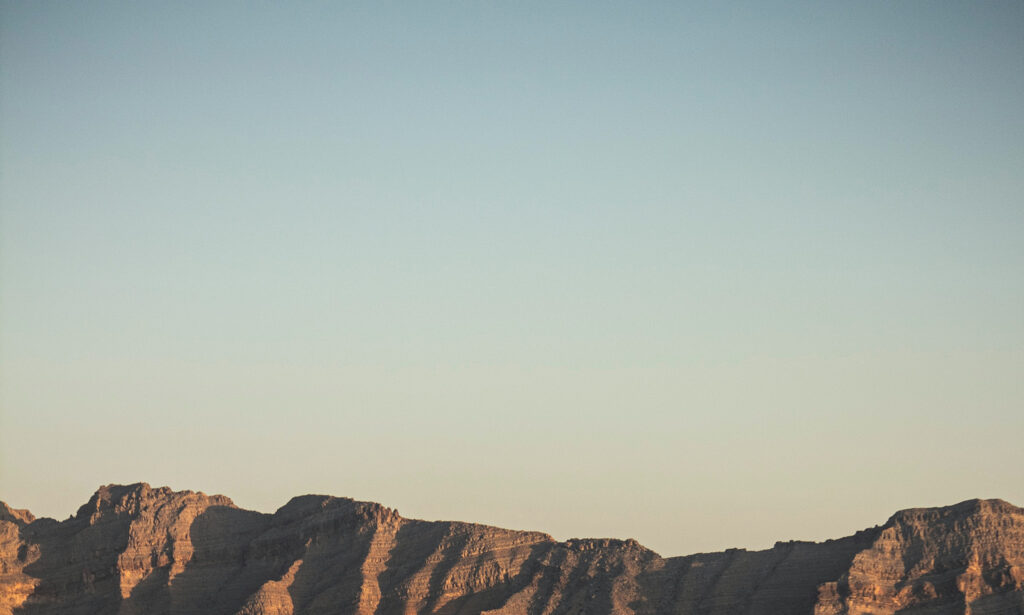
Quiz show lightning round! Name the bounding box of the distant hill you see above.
[2,484,1022,614]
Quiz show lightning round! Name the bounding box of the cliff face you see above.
[813,500,1024,615]
[1,485,1021,615]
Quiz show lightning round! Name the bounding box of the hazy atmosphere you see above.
[1,2,1022,557]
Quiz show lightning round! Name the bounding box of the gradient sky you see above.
[1,1,1022,556]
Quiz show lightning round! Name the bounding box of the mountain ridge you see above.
[2,483,1022,614]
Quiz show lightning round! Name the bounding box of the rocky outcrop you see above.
[1,484,1021,614]
[812,499,1024,615]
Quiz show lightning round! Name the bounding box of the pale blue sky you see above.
[1,2,1022,555]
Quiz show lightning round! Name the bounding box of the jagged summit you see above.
[0,502,33,527]
[1,486,1022,614]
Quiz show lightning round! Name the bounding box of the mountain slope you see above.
[1,484,1021,614]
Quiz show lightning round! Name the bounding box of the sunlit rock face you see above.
[1,484,1022,614]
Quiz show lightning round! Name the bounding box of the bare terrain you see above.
[1,484,1022,614]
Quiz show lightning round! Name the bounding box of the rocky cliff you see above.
[1,484,1021,614]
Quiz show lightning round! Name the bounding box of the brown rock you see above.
[1,484,1021,614]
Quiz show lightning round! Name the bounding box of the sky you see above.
[1,1,1022,557]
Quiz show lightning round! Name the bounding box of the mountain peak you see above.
[885,497,1022,526]
[72,482,235,525]
[0,501,34,526]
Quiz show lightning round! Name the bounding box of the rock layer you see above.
[1,484,1021,614]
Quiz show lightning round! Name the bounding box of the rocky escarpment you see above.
[813,499,1024,615]
[1,485,1021,614]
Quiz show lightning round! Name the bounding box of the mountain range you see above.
[2,483,1022,614]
